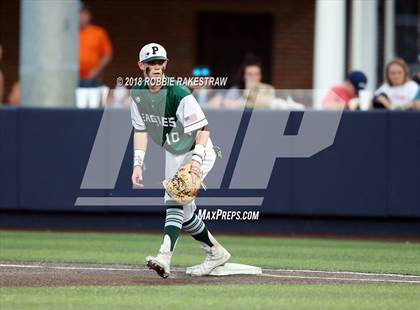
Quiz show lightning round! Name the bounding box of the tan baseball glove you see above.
[162,163,206,205]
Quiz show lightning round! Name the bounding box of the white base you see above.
[207,263,262,276]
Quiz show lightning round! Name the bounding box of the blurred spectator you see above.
[190,66,223,108]
[106,84,130,108]
[8,81,20,106]
[76,85,109,108]
[224,54,274,109]
[1,43,19,106]
[322,71,367,110]
[372,58,418,109]
[0,45,4,103]
[413,70,420,85]
[412,54,420,85]
[411,88,420,109]
[79,2,112,87]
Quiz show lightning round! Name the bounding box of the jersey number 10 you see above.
[165,132,180,145]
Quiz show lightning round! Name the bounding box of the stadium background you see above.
[0,0,419,236]
[2,0,418,93]
[1,1,420,309]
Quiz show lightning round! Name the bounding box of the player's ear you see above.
[138,61,144,70]
[162,59,169,70]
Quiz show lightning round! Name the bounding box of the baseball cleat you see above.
[146,253,171,279]
[186,245,231,276]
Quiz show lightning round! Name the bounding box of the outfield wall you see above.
[0,108,419,218]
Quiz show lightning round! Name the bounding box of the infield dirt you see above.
[1,261,419,287]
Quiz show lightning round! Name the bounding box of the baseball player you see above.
[130,43,231,278]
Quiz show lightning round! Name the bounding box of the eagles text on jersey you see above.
[130,80,208,155]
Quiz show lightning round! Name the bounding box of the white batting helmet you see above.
[139,43,168,63]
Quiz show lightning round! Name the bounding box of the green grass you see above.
[1,230,419,275]
[1,285,420,310]
[1,230,420,310]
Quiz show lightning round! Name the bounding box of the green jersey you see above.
[130,82,208,155]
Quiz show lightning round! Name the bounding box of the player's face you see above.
[244,65,262,84]
[388,64,405,86]
[79,10,91,28]
[139,60,168,78]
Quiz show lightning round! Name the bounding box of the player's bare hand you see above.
[190,160,202,188]
[132,166,144,188]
